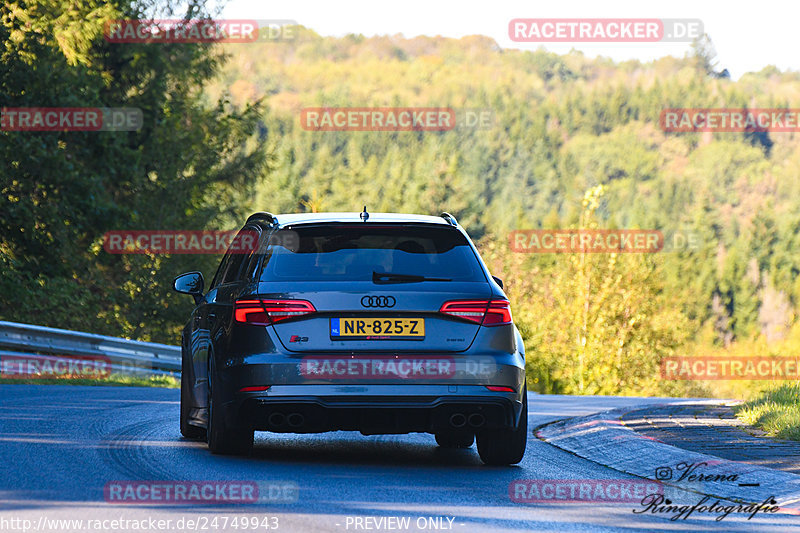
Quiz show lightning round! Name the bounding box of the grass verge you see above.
[734,383,800,440]
[0,373,179,388]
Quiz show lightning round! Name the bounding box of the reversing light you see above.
[439,299,512,326]
[234,299,316,325]
[438,300,489,324]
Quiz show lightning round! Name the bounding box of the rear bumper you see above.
[228,385,524,435]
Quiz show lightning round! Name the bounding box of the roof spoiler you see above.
[440,212,458,227]
[246,212,279,227]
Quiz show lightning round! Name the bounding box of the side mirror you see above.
[173,271,204,305]
[492,275,504,289]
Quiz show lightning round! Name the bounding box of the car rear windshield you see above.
[258,224,486,282]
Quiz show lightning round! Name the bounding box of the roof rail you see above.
[440,212,458,227]
[246,212,279,226]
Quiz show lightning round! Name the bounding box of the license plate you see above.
[330,318,425,339]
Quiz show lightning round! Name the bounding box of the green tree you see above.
[0,0,268,341]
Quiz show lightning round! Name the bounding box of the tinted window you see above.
[211,227,259,287]
[210,251,234,289]
[258,224,485,282]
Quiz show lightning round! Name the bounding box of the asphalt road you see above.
[0,385,796,532]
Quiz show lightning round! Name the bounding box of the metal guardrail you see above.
[0,320,180,377]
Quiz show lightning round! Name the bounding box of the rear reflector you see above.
[234,299,316,325]
[439,299,512,326]
[239,385,271,392]
[486,385,515,392]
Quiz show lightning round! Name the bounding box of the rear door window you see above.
[212,227,260,287]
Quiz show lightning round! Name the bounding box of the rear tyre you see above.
[435,432,474,448]
[207,359,253,455]
[476,388,527,465]
[180,352,206,440]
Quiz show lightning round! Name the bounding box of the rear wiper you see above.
[372,271,451,283]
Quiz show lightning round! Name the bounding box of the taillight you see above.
[438,300,488,324]
[483,300,512,326]
[439,299,512,326]
[234,299,316,325]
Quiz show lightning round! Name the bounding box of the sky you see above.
[217,0,798,80]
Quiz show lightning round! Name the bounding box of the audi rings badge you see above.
[361,295,396,308]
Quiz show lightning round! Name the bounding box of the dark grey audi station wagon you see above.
[173,211,527,465]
